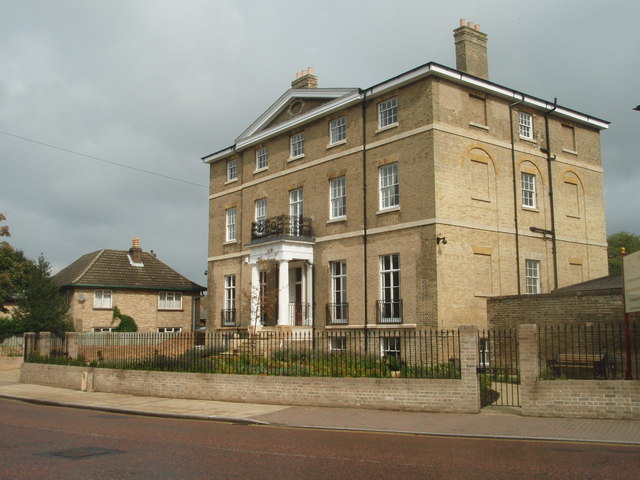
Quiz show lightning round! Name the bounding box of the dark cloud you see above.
[1,0,638,286]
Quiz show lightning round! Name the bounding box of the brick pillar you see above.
[459,325,480,412]
[66,332,80,359]
[38,332,52,357]
[518,324,538,414]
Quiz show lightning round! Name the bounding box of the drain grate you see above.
[46,447,125,460]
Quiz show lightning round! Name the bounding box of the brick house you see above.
[53,238,205,332]
[203,19,609,332]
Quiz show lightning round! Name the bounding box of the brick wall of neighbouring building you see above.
[487,289,640,329]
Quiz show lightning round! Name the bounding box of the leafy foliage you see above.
[111,306,138,332]
[10,255,72,335]
[608,231,640,275]
[0,242,32,314]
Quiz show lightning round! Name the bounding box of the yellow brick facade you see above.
[204,28,608,331]
[65,288,200,333]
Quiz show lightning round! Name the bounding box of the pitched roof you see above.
[53,249,205,292]
[552,274,622,294]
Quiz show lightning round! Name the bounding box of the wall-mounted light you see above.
[436,235,447,245]
[78,294,86,303]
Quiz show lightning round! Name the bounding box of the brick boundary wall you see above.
[488,289,640,329]
[19,326,640,418]
[20,363,479,413]
[20,327,480,414]
[518,324,640,420]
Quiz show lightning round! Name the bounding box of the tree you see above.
[0,241,32,314]
[11,255,72,335]
[607,231,640,275]
[0,213,9,237]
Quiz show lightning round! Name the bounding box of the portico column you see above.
[250,263,260,327]
[306,262,313,326]
[278,260,290,325]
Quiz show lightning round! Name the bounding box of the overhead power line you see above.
[0,129,208,189]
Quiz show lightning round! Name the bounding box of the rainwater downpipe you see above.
[543,98,559,291]
[360,89,369,350]
[509,95,525,295]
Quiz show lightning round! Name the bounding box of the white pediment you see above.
[235,88,360,147]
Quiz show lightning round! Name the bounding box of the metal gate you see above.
[478,329,520,407]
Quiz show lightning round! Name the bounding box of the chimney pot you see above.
[468,21,474,29]
[291,67,318,89]
[460,18,466,27]
[475,24,480,31]
[129,237,142,264]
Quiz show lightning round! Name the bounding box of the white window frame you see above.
[329,117,346,144]
[157,327,182,333]
[256,147,269,171]
[158,292,182,310]
[92,327,113,333]
[289,188,304,235]
[329,176,346,219]
[226,158,238,182]
[329,336,346,352]
[379,163,399,210]
[225,207,236,242]
[330,261,347,324]
[521,172,537,209]
[224,274,236,314]
[380,254,401,323]
[525,259,541,294]
[255,198,267,222]
[519,112,533,140]
[290,133,304,159]
[380,336,401,361]
[94,290,112,309]
[378,98,398,129]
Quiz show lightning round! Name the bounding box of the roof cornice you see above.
[202,62,609,164]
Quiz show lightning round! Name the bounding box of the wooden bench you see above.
[547,352,610,378]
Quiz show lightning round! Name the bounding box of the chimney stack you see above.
[129,237,142,264]
[453,19,489,80]
[291,67,318,89]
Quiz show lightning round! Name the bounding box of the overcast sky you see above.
[1,0,638,287]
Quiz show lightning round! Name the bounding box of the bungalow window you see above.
[159,292,182,310]
[94,290,112,309]
[157,327,182,333]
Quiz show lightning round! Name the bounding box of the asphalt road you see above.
[0,398,638,480]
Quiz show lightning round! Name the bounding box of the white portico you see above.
[248,239,314,328]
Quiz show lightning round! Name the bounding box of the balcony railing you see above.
[221,309,237,327]
[376,300,403,324]
[289,302,312,326]
[251,215,313,241]
[326,303,349,325]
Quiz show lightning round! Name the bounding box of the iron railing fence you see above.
[24,329,461,379]
[538,321,639,380]
[0,335,24,356]
[478,329,520,407]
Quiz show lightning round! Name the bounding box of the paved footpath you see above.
[1,369,639,445]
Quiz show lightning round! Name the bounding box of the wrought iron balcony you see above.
[289,302,312,326]
[326,303,349,325]
[376,300,403,324]
[251,215,313,241]
[221,309,237,327]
